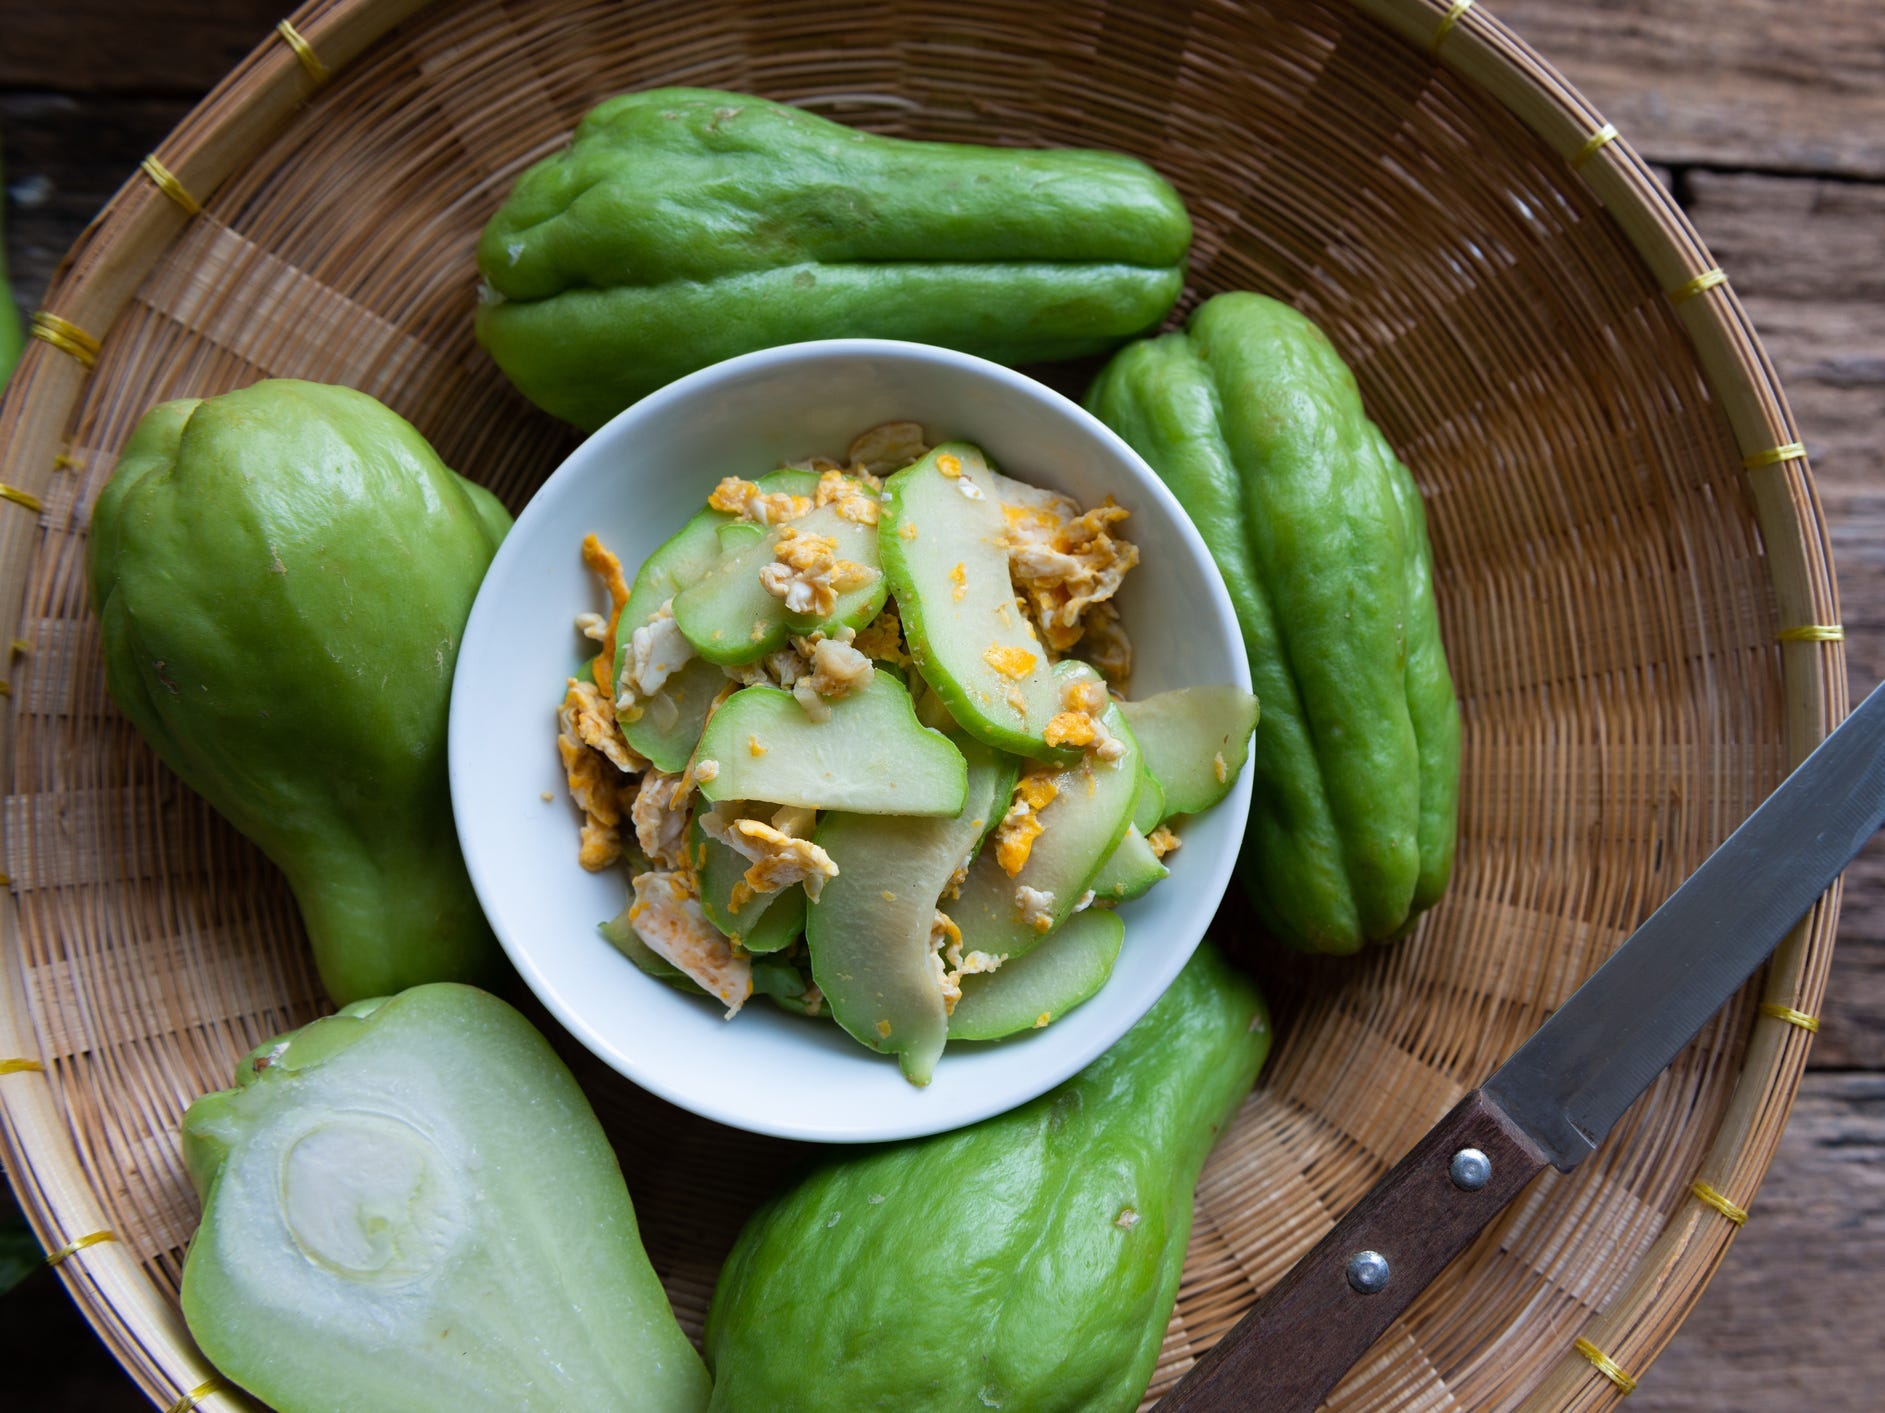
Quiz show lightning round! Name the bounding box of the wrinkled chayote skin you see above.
[477,87,1192,430]
[86,380,511,1002]
[180,984,711,1412]
[703,943,1270,1412]
[1088,293,1462,954]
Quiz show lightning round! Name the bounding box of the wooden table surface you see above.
[2,1,1879,1408]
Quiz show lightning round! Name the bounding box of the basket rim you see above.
[0,1,1845,1409]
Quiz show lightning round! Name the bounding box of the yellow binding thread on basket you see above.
[168,1376,227,1413]
[1689,1180,1750,1226]
[1570,123,1619,171]
[1574,1337,1638,1395]
[0,1058,45,1075]
[45,1229,118,1267]
[1743,442,1807,471]
[1760,1002,1821,1032]
[139,155,203,216]
[1667,268,1727,304]
[1,484,44,514]
[29,311,100,370]
[1429,0,1473,53]
[276,19,330,84]
[1775,624,1844,643]
[9,639,26,656]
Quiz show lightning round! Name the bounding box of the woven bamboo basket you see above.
[0,0,1844,1407]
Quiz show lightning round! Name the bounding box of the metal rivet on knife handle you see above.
[1345,1250,1390,1294]
[1449,1147,1491,1191]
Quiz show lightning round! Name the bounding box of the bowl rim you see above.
[447,334,1255,1142]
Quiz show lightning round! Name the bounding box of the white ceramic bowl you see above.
[450,339,1252,1142]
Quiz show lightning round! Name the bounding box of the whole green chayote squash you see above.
[86,380,511,1003]
[703,942,1270,1412]
[1088,292,1462,954]
[180,983,711,1412]
[476,87,1191,431]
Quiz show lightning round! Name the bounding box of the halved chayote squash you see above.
[179,986,711,1412]
[696,673,966,816]
[878,443,1071,762]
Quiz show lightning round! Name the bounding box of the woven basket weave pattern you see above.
[0,0,1842,1409]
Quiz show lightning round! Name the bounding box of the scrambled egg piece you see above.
[983,644,1037,680]
[845,421,927,478]
[703,805,840,902]
[793,636,876,722]
[852,605,912,667]
[708,476,812,525]
[995,770,1060,877]
[785,423,921,483]
[758,526,880,618]
[796,978,827,1018]
[1147,824,1182,859]
[629,871,752,1017]
[562,676,645,774]
[1079,599,1132,684]
[928,911,1004,1015]
[631,767,693,870]
[1003,496,1139,653]
[815,469,882,526]
[580,534,633,695]
[557,678,643,871]
[1014,884,1057,934]
[1044,677,1126,764]
[616,600,696,719]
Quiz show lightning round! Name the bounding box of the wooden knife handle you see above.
[1159,1090,1549,1412]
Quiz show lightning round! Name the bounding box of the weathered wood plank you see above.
[1679,171,1885,1070]
[0,1,286,95]
[1631,1075,1885,1410]
[1683,173,1885,489]
[3,93,194,319]
[1499,0,1885,179]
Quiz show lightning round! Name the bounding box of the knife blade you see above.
[1160,679,1885,1412]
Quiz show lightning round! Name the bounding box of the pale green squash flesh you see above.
[1118,685,1259,821]
[179,985,710,1413]
[1088,826,1168,904]
[612,471,813,769]
[807,736,1012,1085]
[947,907,1124,1041]
[671,499,886,666]
[950,667,1140,958]
[696,673,966,816]
[878,443,1069,761]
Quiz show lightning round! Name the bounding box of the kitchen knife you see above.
[1161,678,1885,1412]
